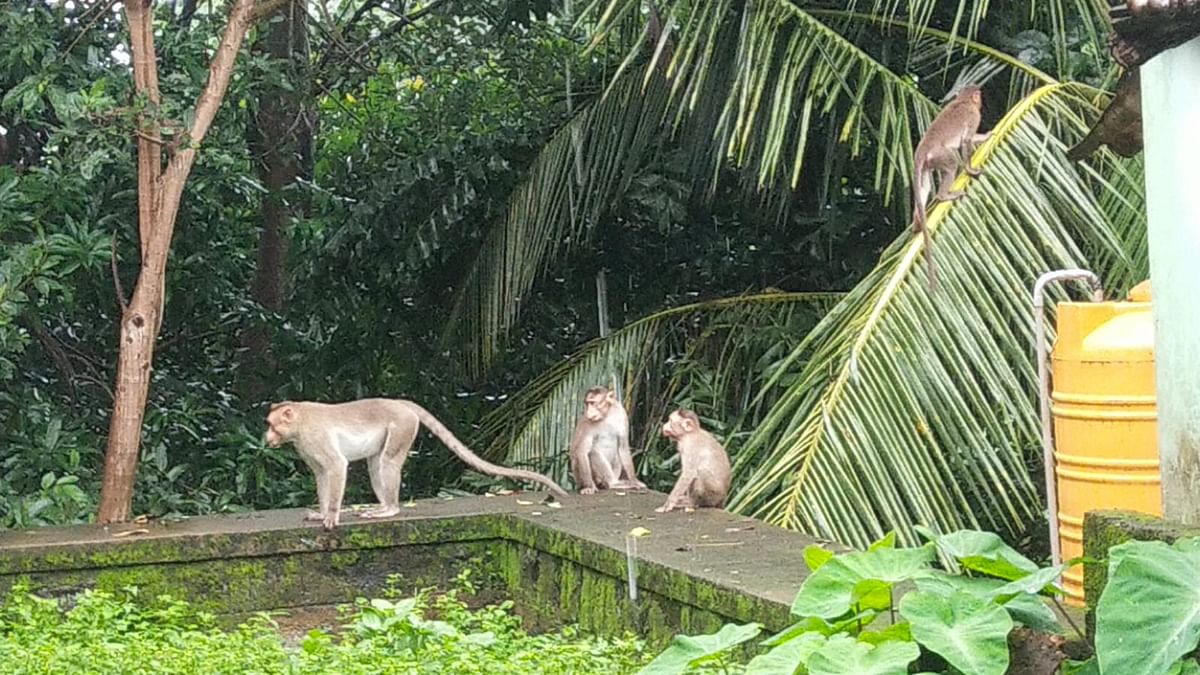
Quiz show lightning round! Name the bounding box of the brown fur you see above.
[656,408,731,512]
[568,387,646,494]
[912,85,990,290]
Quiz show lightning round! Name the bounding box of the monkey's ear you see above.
[682,418,697,432]
[278,405,296,423]
[606,391,618,403]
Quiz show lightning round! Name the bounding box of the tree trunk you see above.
[98,0,262,524]
[240,0,313,396]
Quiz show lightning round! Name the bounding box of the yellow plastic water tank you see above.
[1051,280,1159,606]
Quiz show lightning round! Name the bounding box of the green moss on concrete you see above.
[578,571,621,637]
[1,498,804,649]
[330,552,361,570]
[1082,510,1200,605]
[558,558,578,615]
[1082,510,1200,637]
[345,528,393,549]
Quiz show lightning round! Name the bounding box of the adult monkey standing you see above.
[265,399,569,530]
[569,387,647,494]
[656,409,731,513]
[911,84,992,290]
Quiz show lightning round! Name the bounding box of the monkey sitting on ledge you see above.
[569,387,647,494]
[265,398,568,530]
[655,409,731,513]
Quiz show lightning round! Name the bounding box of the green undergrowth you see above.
[0,573,648,674]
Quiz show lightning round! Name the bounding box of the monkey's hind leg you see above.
[360,425,414,520]
[934,167,965,202]
[588,452,620,492]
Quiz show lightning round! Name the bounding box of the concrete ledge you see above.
[1082,509,1200,635]
[0,491,827,645]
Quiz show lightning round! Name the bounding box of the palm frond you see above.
[442,71,673,375]
[727,83,1146,549]
[589,1,1063,208]
[472,292,842,484]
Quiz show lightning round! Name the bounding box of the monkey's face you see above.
[583,393,611,422]
[661,412,683,439]
[264,404,296,447]
[662,411,697,439]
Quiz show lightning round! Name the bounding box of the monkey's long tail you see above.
[405,402,570,500]
[912,167,937,291]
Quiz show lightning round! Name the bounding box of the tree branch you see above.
[111,230,129,310]
[151,0,259,257]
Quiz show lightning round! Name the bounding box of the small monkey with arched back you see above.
[656,409,731,513]
[569,387,646,494]
[266,398,568,530]
[911,85,992,290]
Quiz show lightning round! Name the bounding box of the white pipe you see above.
[1032,270,1103,568]
[625,534,639,601]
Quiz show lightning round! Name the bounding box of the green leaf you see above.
[762,612,878,646]
[913,570,1062,633]
[900,589,1013,675]
[807,635,920,675]
[791,546,935,619]
[638,623,763,675]
[991,564,1066,600]
[804,544,836,572]
[921,529,1039,580]
[869,532,898,550]
[1062,658,1100,675]
[1171,661,1200,675]
[1095,539,1200,675]
[860,621,912,645]
[744,632,824,675]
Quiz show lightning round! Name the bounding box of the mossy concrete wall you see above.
[0,491,821,646]
[1082,509,1200,636]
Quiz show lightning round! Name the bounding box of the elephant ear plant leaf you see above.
[643,529,1081,674]
[899,589,1014,675]
[1090,538,1200,675]
[637,622,763,675]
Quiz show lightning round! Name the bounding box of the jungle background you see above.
[0,0,1146,561]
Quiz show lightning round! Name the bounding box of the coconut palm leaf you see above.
[726,82,1146,549]
[471,291,842,483]
[449,0,1060,374]
[591,0,1062,201]
[442,70,674,375]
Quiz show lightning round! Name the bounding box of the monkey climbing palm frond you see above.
[588,0,1065,207]
[450,0,1061,375]
[725,83,1146,550]
[470,292,843,484]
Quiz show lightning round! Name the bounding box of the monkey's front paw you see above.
[655,504,672,513]
[580,487,598,495]
[304,510,324,521]
[322,513,339,530]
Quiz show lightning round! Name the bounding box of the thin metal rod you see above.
[1031,269,1103,568]
[625,534,639,601]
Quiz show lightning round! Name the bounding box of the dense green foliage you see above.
[0,0,881,527]
[643,534,1200,675]
[0,576,647,674]
[0,0,1147,571]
